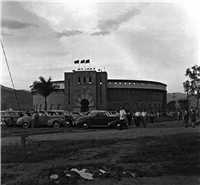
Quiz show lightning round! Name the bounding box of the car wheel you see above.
[1,121,7,127]
[22,122,29,128]
[64,120,72,127]
[52,121,60,128]
[115,122,120,129]
[125,120,129,126]
[83,122,89,129]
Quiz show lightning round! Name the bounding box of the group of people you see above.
[183,107,198,128]
[119,107,156,130]
[118,106,198,130]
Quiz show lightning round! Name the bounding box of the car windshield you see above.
[46,111,57,116]
[88,111,110,117]
[1,111,19,116]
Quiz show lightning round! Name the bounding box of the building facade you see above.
[31,69,167,113]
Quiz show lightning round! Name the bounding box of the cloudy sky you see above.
[1,1,199,93]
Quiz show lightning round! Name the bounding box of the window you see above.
[89,76,92,83]
[83,77,86,83]
[78,77,81,84]
[100,77,102,84]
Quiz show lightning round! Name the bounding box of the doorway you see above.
[81,99,89,112]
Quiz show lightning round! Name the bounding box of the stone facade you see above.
[32,69,167,113]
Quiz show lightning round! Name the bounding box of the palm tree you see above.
[31,76,58,110]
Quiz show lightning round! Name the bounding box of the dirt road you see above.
[1,121,200,146]
[1,120,200,185]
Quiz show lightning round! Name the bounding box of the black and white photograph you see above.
[1,1,200,184]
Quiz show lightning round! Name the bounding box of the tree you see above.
[183,65,200,110]
[31,76,58,110]
[178,99,190,111]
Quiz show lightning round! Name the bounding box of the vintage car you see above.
[46,110,74,126]
[16,111,70,128]
[74,110,128,129]
[108,111,119,116]
[0,110,24,127]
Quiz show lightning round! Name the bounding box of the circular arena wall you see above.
[32,76,167,113]
[107,80,167,112]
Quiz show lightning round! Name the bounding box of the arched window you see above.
[154,103,157,112]
[148,103,152,112]
[57,104,62,110]
[141,102,146,111]
[133,103,138,112]
[114,103,121,111]
[124,103,130,111]
[50,104,54,110]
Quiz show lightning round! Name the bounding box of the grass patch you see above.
[2,133,200,178]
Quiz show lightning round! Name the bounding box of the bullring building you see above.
[31,68,167,113]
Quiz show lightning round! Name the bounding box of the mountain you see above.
[1,85,198,111]
[1,85,33,111]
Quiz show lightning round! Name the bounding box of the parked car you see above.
[47,110,74,126]
[74,110,128,129]
[16,111,69,128]
[72,112,82,121]
[0,110,24,127]
[108,111,119,116]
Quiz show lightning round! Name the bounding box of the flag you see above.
[85,59,90,63]
[81,60,85,64]
[74,60,79,64]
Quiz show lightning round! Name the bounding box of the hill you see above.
[167,92,199,109]
[1,85,33,111]
[167,92,187,103]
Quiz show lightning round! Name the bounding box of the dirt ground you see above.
[1,120,200,185]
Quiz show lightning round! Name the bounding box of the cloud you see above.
[91,30,111,36]
[39,51,70,58]
[53,30,83,38]
[1,19,39,29]
[1,30,12,36]
[92,7,141,36]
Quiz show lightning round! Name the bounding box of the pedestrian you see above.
[126,110,132,125]
[150,112,154,124]
[133,112,136,126]
[191,109,196,128]
[31,111,38,128]
[141,109,147,128]
[177,111,180,120]
[183,108,189,128]
[119,106,127,130]
[135,109,141,127]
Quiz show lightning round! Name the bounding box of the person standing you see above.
[31,111,38,128]
[183,108,190,128]
[141,109,147,128]
[126,111,132,125]
[119,106,127,130]
[135,109,141,127]
[191,109,196,128]
[150,112,154,124]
